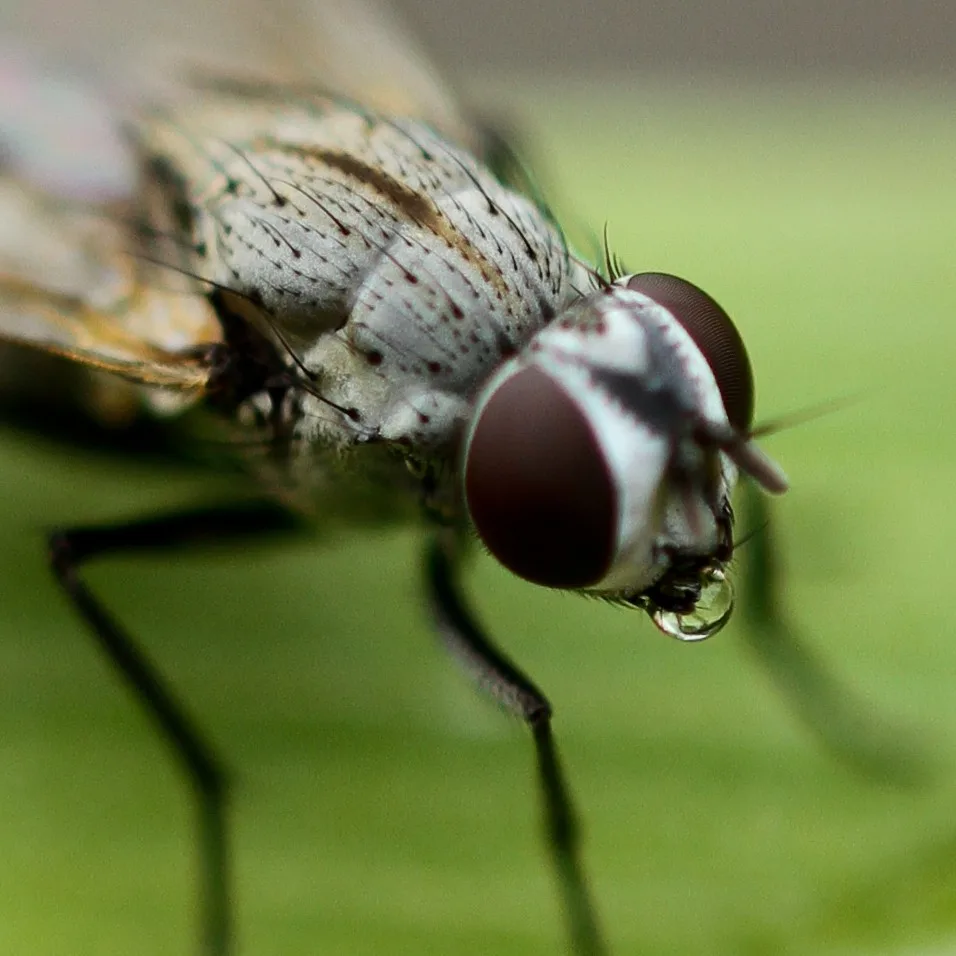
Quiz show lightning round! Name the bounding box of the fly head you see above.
[462,273,788,640]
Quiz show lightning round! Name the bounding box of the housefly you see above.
[0,2,901,954]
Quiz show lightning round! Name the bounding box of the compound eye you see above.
[625,273,755,430]
[464,366,617,589]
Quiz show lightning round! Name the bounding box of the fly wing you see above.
[0,167,217,392]
[245,0,478,147]
[0,41,134,202]
[11,0,481,152]
[0,46,220,395]
[0,272,214,392]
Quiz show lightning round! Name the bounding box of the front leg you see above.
[48,500,303,956]
[424,530,606,956]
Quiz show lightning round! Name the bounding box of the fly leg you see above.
[425,530,606,956]
[736,480,929,783]
[48,500,302,956]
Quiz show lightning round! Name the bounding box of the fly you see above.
[0,3,901,955]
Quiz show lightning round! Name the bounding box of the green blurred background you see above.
[3,3,956,953]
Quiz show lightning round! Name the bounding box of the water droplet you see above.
[652,570,734,642]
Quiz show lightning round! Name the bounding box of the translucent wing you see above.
[0,167,217,393]
[0,37,222,401]
[3,0,479,149]
[0,41,133,201]
[223,0,478,146]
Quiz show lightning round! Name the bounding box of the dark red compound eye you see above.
[625,273,755,431]
[464,366,618,589]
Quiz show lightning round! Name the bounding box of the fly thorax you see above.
[461,273,789,640]
[341,188,576,392]
[296,188,577,452]
[207,183,385,333]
